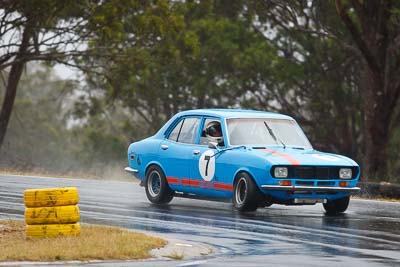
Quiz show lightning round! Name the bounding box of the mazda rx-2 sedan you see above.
[125,109,360,213]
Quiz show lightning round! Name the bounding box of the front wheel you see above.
[233,172,261,212]
[145,165,174,204]
[323,196,350,214]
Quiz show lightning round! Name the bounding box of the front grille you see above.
[271,166,359,180]
[294,167,330,179]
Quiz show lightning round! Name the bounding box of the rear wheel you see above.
[323,196,350,214]
[233,172,261,212]
[145,165,174,204]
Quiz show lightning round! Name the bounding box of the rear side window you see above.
[167,117,200,144]
[168,120,183,141]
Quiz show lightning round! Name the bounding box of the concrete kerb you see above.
[150,237,214,260]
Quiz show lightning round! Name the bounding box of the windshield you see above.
[227,118,312,149]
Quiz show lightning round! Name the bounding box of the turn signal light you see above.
[279,180,291,186]
[339,181,349,187]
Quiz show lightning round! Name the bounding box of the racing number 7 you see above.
[204,155,211,176]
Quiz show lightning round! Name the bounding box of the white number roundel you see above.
[311,154,340,161]
[199,150,215,181]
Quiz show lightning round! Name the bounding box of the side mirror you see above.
[208,142,218,149]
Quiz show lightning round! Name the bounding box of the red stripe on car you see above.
[213,182,234,191]
[167,177,233,191]
[166,176,179,184]
[190,180,201,187]
[181,178,191,186]
[261,148,301,166]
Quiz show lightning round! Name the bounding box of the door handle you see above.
[193,150,200,155]
[161,145,169,150]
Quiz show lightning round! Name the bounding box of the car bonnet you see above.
[250,147,358,166]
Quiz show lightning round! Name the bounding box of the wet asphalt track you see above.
[1,174,400,266]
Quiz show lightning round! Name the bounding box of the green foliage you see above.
[0,64,129,174]
[81,1,281,139]
[1,1,400,182]
[0,64,75,171]
[76,0,367,163]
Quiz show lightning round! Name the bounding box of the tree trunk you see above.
[0,24,31,150]
[362,68,391,181]
[335,0,400,182]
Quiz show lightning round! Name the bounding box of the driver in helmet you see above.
[205,121,224,147]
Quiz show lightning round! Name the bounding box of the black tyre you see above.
[323,196,350,214]
[233,172,261,212]
[145,165,174,204]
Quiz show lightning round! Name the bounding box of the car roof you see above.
[176,109,294,120]
[154,109,295,138]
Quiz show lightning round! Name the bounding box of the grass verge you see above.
[0,220,166,261]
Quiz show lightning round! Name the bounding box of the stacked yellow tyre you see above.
[24,187,80,238]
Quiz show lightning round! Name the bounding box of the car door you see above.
[158,116,201,193]
[189,117,232,198]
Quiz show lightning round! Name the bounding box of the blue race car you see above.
[125,109,360,213]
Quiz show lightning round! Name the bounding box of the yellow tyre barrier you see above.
[25,205,80,225]
[24,187,79,207]
[26,223,81,238]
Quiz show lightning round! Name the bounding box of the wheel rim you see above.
[235,177,247,205]
[148,170,161,197]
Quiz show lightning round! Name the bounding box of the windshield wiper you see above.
[264,121,286,149]
[210,144,246,158]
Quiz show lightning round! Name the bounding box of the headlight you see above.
[274,167,288,178]
[339,168,352,179]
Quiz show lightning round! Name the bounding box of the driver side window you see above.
[200,118,224,147]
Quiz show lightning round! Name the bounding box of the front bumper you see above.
[261,185,360,193]
[124,167,138,173]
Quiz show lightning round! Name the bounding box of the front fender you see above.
[217,149,272,190]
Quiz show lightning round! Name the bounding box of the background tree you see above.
[246,0,400,181]
[79,0,284,136]
[0,0,86,149]
[334,0,400,179]
[0,0,134,150]
[0,64,75,170]
[0,63,130,179]
[1,0,400,183]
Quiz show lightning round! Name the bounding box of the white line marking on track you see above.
[179,260,208,266]
[175,243,193,247]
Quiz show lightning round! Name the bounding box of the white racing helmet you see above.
[205,121,223,144]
